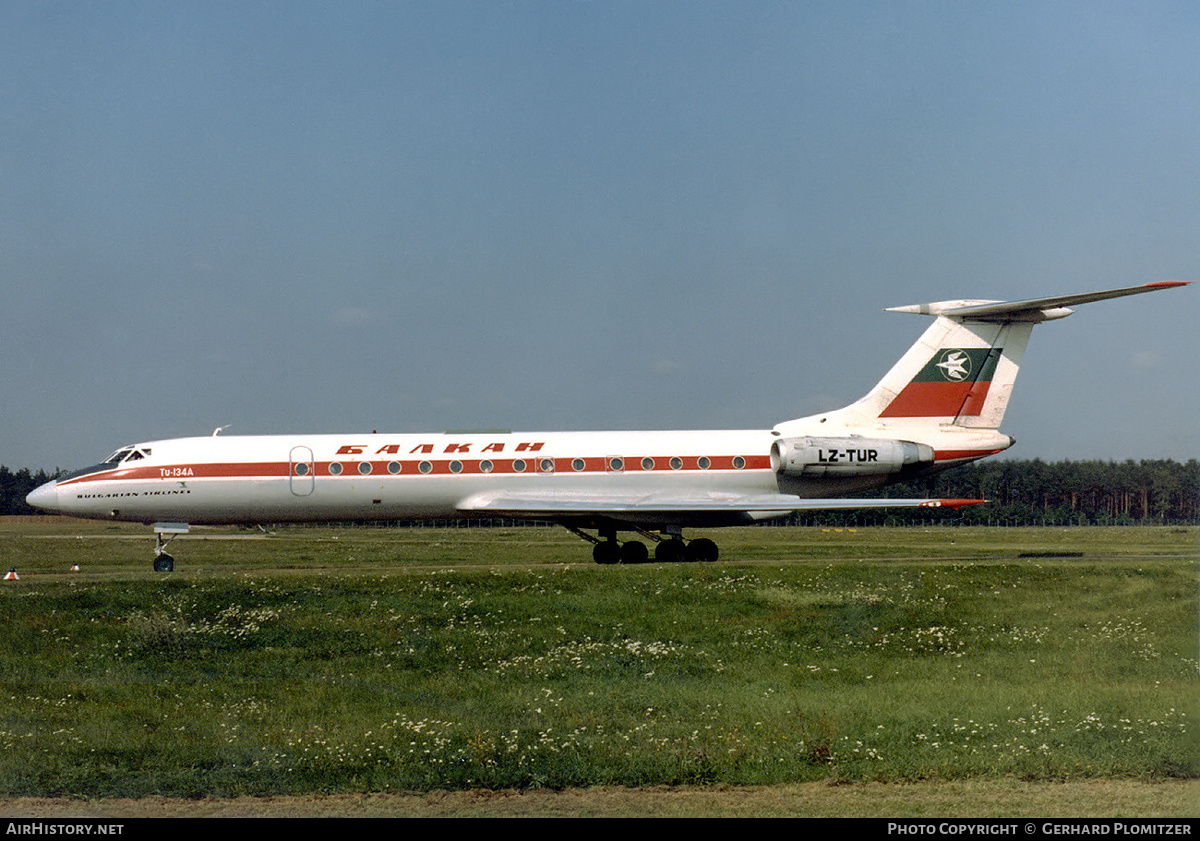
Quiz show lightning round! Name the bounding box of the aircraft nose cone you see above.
[26,480,59,512]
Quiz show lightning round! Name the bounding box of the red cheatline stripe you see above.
[933,449,1007,462]
[59,455,773,483]
[59,462,290,486]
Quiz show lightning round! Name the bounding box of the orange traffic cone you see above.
[4,569,18,581]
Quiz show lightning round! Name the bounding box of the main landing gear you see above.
[564,526,719,564]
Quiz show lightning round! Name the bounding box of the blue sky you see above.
[3,1,1196,470]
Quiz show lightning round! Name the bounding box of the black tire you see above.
[655,538,686,563]
[619,541,649,564]
[153,553,175,573]
[593,541,620,565]
[686,537,719,563]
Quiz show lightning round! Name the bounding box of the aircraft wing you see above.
[456,490,982,527]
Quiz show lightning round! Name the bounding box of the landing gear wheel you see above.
[655,538,686,563]
[593,540,621,565]
[685,537,719,563]
[153,553,175,573]
[619,540,649,564]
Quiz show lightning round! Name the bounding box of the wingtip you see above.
[919,498,987,509]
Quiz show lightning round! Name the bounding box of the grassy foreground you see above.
[0,520,1194,804]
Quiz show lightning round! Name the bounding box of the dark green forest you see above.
[0,466,58,517]
[2,459,1197,526]
[795,458,1200,526]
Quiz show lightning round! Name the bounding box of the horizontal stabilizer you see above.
[887,281,1189,322]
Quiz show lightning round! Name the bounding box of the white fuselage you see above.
[33,425,1007,527]
[44,430,773,525]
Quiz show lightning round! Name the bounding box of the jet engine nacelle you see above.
[770,436,934,478]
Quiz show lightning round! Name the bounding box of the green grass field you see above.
[0,519,1194,804]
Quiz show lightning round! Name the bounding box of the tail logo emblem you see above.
[935,349,972,381]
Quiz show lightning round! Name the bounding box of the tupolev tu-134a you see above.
[26,281,1188,570]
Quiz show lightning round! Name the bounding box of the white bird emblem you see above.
[936,350,972,381]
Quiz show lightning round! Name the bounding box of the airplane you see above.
[25,281,1188,571]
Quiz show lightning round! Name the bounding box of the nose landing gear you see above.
[151,522,189,572]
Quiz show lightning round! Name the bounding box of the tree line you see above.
[0,467,58,517]
[792,458,1200,526]
[2,459,1197,525]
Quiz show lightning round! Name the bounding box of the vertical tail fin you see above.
[863,316,1032,428]
[778,282,1188,435]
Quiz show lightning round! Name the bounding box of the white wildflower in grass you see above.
[486,636,698,678]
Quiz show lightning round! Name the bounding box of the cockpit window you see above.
[103,447,150,464]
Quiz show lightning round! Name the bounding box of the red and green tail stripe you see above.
[880,347,1002,418]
